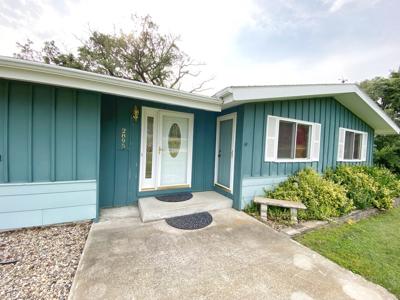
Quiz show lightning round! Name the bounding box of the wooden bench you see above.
[254,197,307,223]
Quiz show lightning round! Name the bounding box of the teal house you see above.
[0,57,399,229]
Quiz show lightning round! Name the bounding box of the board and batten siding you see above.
[240,97,374,208]
[99,94,217,208]
[0,79,100,229]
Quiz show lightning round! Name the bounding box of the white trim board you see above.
[0,56,221,112]
[215,84,400,135]
[214,112,237,193]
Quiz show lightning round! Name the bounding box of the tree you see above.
[359,69,400,125]
[14,15,211,92]
[359,68,400,174]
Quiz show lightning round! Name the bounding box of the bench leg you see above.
[260,204,268,220]
[290,208,298,224]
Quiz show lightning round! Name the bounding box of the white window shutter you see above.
[337,128,346,161]
[361,132,368,161]
[310,123,321,161]
[265,116,279,161]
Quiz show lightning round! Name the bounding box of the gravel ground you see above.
[0,222,91,300]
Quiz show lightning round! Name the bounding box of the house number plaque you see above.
[121,128,127,150]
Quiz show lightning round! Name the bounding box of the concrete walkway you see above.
[69,208,395,300]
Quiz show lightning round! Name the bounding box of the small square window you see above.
[343,130,363,160]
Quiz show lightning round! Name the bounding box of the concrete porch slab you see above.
[138,191,233,222]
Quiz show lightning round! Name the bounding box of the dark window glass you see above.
[344,131,362,160]
[295,124,310,158]
[344,131,354,160]
[145,117,154,178]
[277,121,295,159]
[353,133,362,159]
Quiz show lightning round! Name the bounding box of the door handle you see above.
[218,150,221,158]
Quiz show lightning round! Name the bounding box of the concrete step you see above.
[138,191,233,222]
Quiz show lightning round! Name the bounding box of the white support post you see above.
[290,208,298,224]
[260,204,268,220]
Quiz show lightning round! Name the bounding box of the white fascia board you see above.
[0,56,221,112]
[219,84,400,135]
[223,84,357,103]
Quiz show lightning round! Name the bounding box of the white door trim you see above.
[139,107,194,191]
[214,112,237,193]
[139,107,158,190]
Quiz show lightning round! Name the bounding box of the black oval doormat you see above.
[156,192,193,202]
[166,212,213,230]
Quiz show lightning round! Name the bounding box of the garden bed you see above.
[0,222,91,299]
[247,197,400,237]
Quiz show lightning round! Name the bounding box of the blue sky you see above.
[0,0,399,94]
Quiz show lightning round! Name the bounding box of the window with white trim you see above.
[337,128,368,161]
[265,116,321,162]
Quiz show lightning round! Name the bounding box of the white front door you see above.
[140,107,193,191]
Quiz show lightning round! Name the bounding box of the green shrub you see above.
[361,166,400,198]
[243,201,259,215]
[325,165,397,210]
[266,168,352,220]
[325,166,377,209]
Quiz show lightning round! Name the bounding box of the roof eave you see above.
[0,56,222,112]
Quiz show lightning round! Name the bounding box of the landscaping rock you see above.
[0,222,91,300]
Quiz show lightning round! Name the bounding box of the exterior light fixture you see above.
[131,105,140,122]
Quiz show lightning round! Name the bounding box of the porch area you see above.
[138,191,233,222]
[69,207,394,300]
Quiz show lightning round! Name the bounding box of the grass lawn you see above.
[295,207,400,298]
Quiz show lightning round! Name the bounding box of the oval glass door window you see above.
[168,123,181,158]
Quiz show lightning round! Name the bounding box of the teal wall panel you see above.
[99,96,116,208]
[32,85,53,181]
[237,97,375,209]
[113,99,131,206]
[0,79,101,184]
[0,79,101,228]
[76,91,99,180]
[8,82,31,182]
[99,95,217,208]
[55,88,75,181]
[0,81,7,183]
